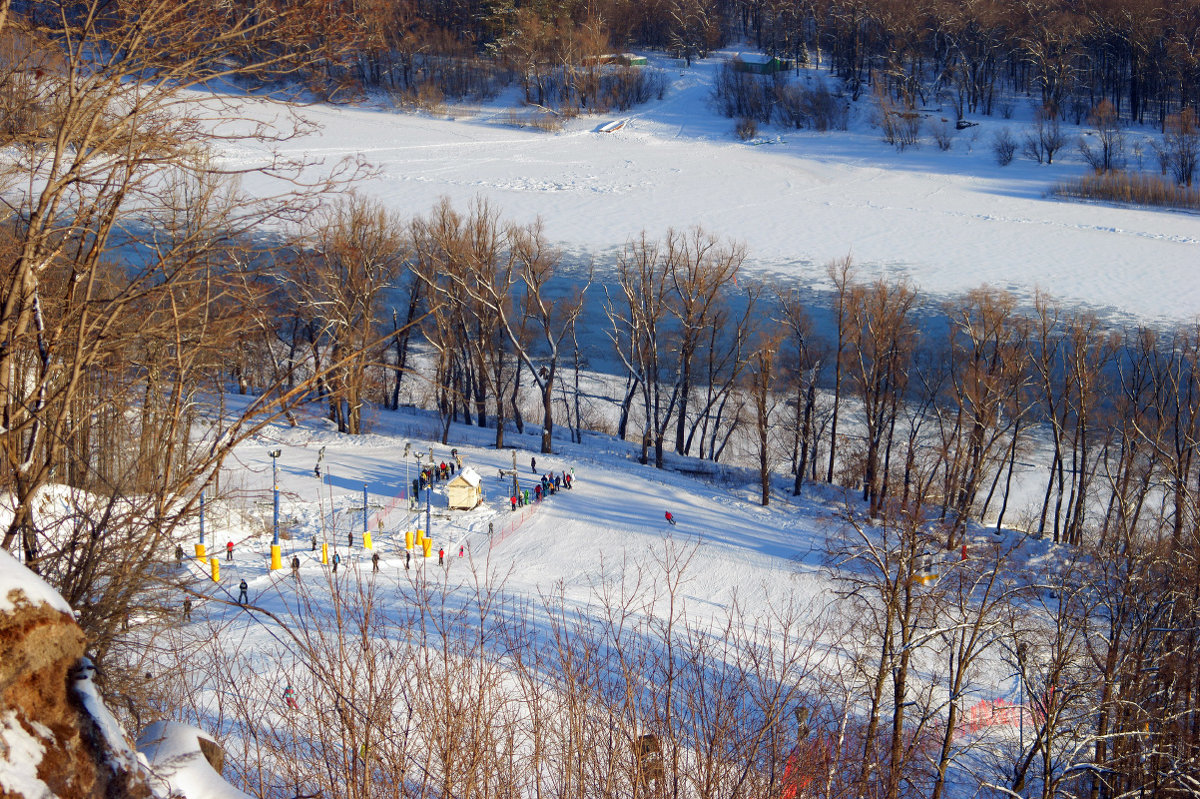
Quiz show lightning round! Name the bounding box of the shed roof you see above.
[449,467,482,488]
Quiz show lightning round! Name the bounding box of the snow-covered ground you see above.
[216,50,1200,326]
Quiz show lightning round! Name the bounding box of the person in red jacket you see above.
[226,540,234,561]
[665,511,676,526]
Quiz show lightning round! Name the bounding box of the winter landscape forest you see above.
[3,0,1200,798]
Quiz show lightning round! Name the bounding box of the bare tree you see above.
[290,194,409,434]
[747,325,785,506]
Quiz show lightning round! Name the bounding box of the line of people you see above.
[510,469,574,511]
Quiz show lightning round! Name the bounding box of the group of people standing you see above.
[510,458,574,511]
[413,449,465,498]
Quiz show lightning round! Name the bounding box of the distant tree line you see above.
[296,0,1200,131]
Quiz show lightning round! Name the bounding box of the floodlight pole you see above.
[270,451,281,546]
[268,449,283,571]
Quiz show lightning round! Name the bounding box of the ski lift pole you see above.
[270,449,282,570]
[196,489,207,561]
[362,484,373,549]
[426,447,434,545]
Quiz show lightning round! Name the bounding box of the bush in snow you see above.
[992,127,1016,166]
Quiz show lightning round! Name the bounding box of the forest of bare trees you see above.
[271,0,1200,135]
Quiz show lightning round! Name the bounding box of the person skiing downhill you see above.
[531,456,537,473]
[283,684,298,710]
[665,511,676,526]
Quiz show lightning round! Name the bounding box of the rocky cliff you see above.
[0,550,151,799]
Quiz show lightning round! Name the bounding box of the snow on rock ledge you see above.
[138,722,253,799]
[0,549,150,798]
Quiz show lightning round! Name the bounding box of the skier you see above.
[510,495,517,512]
[348,531,353,549]
[554,474,561,490]
[531,456,537,473]
[405,550,411,570]
[459,544,464,557]
[283,684,298,710]
[564,472,572,489]
[237,579,249,604]
[372,551,380,572]
[292,556,301,575]
[311,535,317,552]
[182,597,192,621]
[332,552,341,573]
[438,548,445,566]
[665,511,676,526]
[175,544,183,565]
[226,540,234,561]
[534,484,542,502]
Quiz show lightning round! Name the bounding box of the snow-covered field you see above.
[220,50,1200,325]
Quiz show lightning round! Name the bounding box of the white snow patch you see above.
[0,548,73,616]
[138,721,253,799]
[0,710,50,799]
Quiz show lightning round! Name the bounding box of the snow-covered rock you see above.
[137,722,253,799]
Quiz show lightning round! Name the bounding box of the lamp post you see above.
[269,449,282,570]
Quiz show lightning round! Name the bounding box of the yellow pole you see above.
[270,543,282,571]
[195,542,207,561]
[422,538,432,558]
[209,557,219,582]
[363,531,373,550]
[321,542,329,565]
[405,530,414,550]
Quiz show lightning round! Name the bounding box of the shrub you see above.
[993,128,1016,165]
[1022,105,1066,164]
[1051,170,1200,210]
[875,86,920,150]
[712,61,774,122]
[931,119,953,151]
[775,80,847,131]
[736,116,759,140]
[1079,100,1126,173]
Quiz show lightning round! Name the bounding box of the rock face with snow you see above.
[0,549,151,799]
